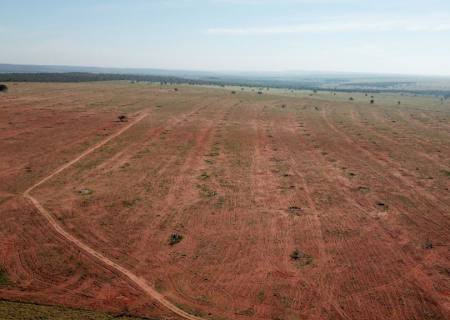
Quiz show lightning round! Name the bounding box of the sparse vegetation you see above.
[376,202,389,211]
[78,188,93,196]
[0,300,147,320]
[357,186,370,193]
[122,198,140,208]
[197,184,217,197]
[169,233,183,246]
[290,249,313,267]
[287,206,302,215]
[257,290,266,303]
[2,81,449,320]
[236,308,255,316]
[423,240,433,249]
[0,268,9,286]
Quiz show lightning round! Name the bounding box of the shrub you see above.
[169,233,183,245]
[290,249,302,260]
[118,115,127,122]
[423,240,433,249]
[290,249,313,267]
[0,84,8,92]
[0,268,9,286]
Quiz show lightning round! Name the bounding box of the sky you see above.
[1,0,450,75]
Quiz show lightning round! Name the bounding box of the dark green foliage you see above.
[0,300,151,320]
[290,249,313,267]
[423,240,433,249]
[169,233,183,246]
[0,268,9,286]
[0,73,201,84]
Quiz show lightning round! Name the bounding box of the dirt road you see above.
[23,111,205,320]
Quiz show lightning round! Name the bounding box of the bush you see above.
[118,115,127,122]
[169,233,183,245]
[290,249,313,267]
[290,249,301,260]
[0,268,9,286]
[0,84,8,92]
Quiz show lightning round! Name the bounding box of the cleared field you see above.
[0,82,449,320]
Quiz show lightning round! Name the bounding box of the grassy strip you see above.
[0,300,155,320]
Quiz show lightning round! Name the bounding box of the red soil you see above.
[1,83,449,320]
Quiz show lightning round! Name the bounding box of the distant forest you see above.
[0,72,201,84]
[1,72,449,97]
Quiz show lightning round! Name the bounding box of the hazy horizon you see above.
[1,0,450,76]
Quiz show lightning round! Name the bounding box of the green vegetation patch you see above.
[290,249,313,268]
[0,268,9,286]
[257,290,266,303]
[122,198,141,208]
[357,186,370,193]
[198,172,210,180]
[78,188,93,196]
[168,233,183,246]
[0,300,151,320]
[236,308,255,317]
[197,184,217,198]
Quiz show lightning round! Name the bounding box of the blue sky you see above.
[1,0,450,75]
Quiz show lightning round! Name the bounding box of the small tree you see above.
[0,84,8,92]
[370,99,374,104]
[349,97,354,101]
[169,233,183,245]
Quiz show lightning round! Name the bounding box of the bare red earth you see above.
[1,83,449,320]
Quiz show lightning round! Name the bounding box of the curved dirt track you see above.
[23,111,205,320]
